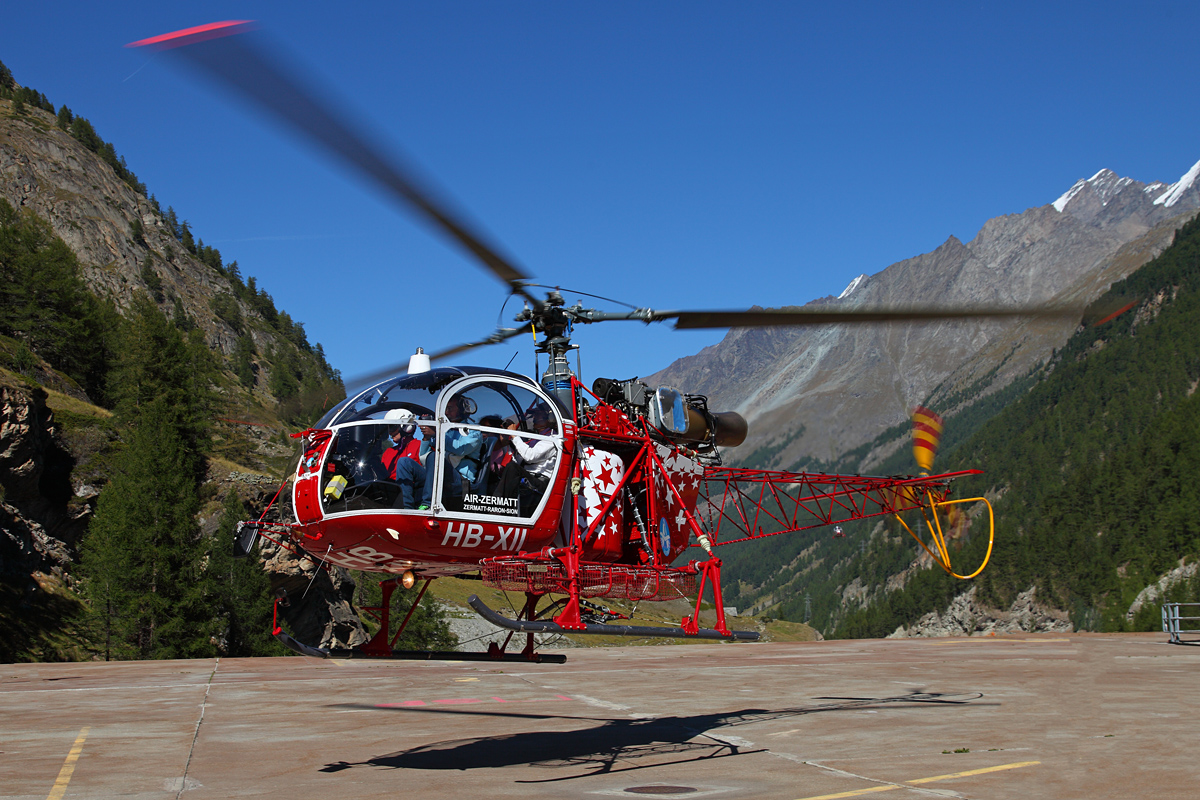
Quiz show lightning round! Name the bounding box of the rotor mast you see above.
[513,288,670,408]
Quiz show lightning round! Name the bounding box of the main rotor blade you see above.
[426,327,529,362]
[128,21,537,303]
[658,304,1086,329]
[345,326,529,390]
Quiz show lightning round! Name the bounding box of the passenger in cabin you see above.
[507,403,558,516]
[381,409,425,509]
[443,393,484,488]
[474,415,521,499]
[415,396,481,512]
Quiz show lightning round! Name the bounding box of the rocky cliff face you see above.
[650,161,1200,471]
[887,586,1072,638]
[1,101,286,374]
[0,380,91,582]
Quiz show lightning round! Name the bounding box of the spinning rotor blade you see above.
[128,21,538,304]
[425,327,529,362]
[657,304,1085,329]
[345,326,529,389]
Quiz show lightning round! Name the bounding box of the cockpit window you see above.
[324,368,464,427]
[437,380,561,518]
[446,381,560,434]
[316,373,562,521]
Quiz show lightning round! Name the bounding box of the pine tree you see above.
[69,117,102,152]
[78,297,219,659]
[234,334,256,388]
[170,295,194,332]
[268,348,300,402]
[107,294,213,457]
[0,59,14,93]
[0,199,115,400]
[80,396,209,659]
[140,255,162,302]
[209,292,244,334]
[179,221,195,254]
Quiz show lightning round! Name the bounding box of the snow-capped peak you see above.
[1053,179,1088,213]
[1153,157,1200,208]
[838,274,867,299]
[1053,168,1135,213]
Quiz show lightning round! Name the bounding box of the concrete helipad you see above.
[2,632,1196,799]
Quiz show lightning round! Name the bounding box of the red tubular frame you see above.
[358,577,432,657]
[495,378,980,637]
[697,468,983,546]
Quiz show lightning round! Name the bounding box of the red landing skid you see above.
[468,595,758,641]
[272,554,759,662]
[478,552,760,641]
[271,576,568,664]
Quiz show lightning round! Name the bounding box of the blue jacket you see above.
[444,425,484,482]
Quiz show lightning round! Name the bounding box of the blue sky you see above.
[4,2,1199,391]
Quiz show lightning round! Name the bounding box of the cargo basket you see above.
[481,558,696,602]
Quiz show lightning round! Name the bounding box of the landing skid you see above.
[273,630,567,663]
[469,595,760,641]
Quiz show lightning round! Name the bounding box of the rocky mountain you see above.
[1,81,361,658]
[718,209,1200,639]
[650,160,1200,473]
[1,102,304,379]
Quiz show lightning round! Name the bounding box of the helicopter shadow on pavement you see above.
[319,690,990,783]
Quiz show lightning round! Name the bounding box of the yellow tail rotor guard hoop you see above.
[892,495,994,580]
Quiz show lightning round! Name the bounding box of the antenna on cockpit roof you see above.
[407,347,431,375]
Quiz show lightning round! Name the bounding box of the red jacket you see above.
[381,438,422,480]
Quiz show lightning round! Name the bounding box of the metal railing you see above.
[1162,603,1200,644]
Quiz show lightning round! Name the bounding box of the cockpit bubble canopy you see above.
[313,367,565,430]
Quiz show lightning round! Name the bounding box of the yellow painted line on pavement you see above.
[927,638,1069,645]
[796,786,896,800]
[796,760,1040,800]
[907,760,1043,783]
[46,727,90,800]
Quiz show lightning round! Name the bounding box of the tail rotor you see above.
[897,405,994,579]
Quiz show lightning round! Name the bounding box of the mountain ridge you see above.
[650,159,1200,473]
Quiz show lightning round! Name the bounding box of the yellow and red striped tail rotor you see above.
[911,405,944,474]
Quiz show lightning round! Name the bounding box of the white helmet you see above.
[384,408,416,435]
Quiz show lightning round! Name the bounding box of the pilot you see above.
[382,409,426,509]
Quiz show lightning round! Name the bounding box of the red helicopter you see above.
[133,22,1054,663]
